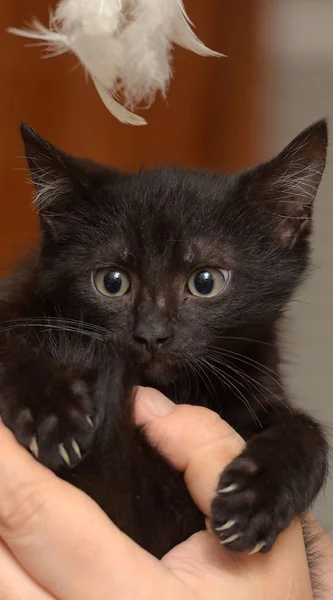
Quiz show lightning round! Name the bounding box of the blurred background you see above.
[0,1,332,533]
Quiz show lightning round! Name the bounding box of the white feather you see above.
[8,0,222,125]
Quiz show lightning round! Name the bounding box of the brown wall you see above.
[0,0,263,269]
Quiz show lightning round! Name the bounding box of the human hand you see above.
[0,387,313,599]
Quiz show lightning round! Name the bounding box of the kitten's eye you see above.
[94,268,131,297]
[187,268,229,297]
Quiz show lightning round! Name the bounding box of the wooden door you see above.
[0,0,263,269]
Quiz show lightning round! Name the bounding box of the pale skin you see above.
[0,387,332,599]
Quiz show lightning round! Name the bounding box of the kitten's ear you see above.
[256,119,328,246]
[20,122,84,216]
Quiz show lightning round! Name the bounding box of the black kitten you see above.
[0,121,329,559]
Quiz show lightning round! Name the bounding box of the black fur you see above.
[0,120,329,559]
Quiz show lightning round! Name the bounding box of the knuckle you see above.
[0,478,46,537]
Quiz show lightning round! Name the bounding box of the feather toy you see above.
[8,0,221,125]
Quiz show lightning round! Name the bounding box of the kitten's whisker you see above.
[209,355,270,412]
[269,213,310,221]
[210,355,279,418]
[190,360,213,408]
[190,358,221,409]
[211,335,276,349]
[0,316,109,336]
[208,346,284,389]
[207,361,264,427]
[0,323,105,341]
[0,317,108,341]
[209,349,292,414]
[206,350,290,415]
[183,359,198,404]
[208,350,280,393]
[196,356,262,428]
[201,354,270,426]
[273,198,315,205]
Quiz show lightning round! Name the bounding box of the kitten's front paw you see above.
[211,454,294,554]
[2,379,96,471]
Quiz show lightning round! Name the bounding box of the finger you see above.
[164,520,313,600]
[0,538,54,600]
[135,390,313,599]
[134,387,245,516]
[0,421,183,600]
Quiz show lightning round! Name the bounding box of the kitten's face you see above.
[21,121,327,384]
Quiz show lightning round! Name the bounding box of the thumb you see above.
[134,387,245,516]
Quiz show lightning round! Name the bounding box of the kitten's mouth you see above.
[142,358,172,383]
[146,358,167,374]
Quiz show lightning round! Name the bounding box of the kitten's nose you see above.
[133,324,171,352]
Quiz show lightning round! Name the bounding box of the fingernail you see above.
[135,387,176,420]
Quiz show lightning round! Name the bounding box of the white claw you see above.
[86,416,93,428]
[215,520,236,532]
[71,439,82,460]
[220,533,241,545]
[29,436,39,459]
[59,443,71,467]
[248,541,267,555]
[218,483,238,494]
